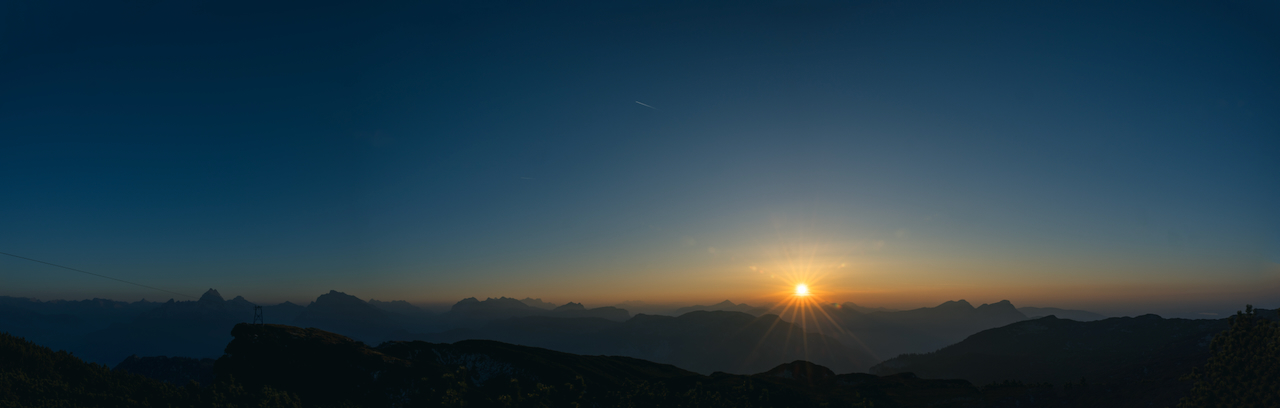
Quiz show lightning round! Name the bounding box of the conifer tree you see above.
[1178,305,1279,407]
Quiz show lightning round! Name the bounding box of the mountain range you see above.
[517,297,558,309]
[3,321,1088,407]
[0,289,1113,375]
[74,289,255,365]
[672,299,772,316]
[401,310,880,374]
[3,292,1273,406]
[1017,307,1107,321]
[780,299,1032,360]
[0,295,160,353]
[215,322,1057,407]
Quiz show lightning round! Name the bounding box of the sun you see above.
[794,283,810,296]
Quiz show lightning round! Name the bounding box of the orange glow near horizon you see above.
[737,266,880,364]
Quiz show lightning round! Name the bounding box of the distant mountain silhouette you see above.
[74,288,256,365]
[613,299,682,315]
[552,301,586,312]
[673,300,770,316]
[403,310,879,374]
[226,295,255,310]
[0,296,159,324]
[0,296,159,352]
[0,301,83,353]
[802,299,1030,360]
[550,301,630,320]
[519,297,558,309]
[838,302,899,314]
[260,300,306,324]
[368,299,431,316]
[439,297,630,327]
[293,290,398,343]
[1017,306,1107,321]
[444,296,544,324]
[3,289,642,367]
[135,289,255,320]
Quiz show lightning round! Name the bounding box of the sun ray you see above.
[742,267,884,367]
[739,233,888,370]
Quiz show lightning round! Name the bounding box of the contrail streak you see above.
[635,101,658,110]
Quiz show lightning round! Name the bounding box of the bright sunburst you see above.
[739,238,879,370]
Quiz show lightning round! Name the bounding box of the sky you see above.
[2,0,1278,317]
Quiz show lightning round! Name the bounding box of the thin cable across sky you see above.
[0,251,196,299]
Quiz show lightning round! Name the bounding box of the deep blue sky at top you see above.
[1,0,1277,312]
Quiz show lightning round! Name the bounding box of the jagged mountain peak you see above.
[485,296,525,304]
[226,295,255,309]
[451,296,534,312]
[554,302,586,312]
[519,297,558,309]
[976,299,1016,311]
[309,290,371,307]
[483,297,529,307]
[198,289,224,304]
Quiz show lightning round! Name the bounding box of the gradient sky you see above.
[2,0,1278,317]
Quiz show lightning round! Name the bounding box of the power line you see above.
[0,251,196,299]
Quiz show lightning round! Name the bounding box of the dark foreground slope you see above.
[872,314,1231,385]
[0,330,299,407]
[7,319,1276,408]
[113,355,216,385]
[873,310,1280,407]
[404,310,879,374]
[219,323,1059,408]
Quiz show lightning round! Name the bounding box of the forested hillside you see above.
[0,330,299,408]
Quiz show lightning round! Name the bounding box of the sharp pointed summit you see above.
[197,289,224,304]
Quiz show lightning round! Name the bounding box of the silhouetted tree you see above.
[1178,305,1279,407]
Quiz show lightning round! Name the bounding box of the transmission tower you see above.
[253,306,263,325]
